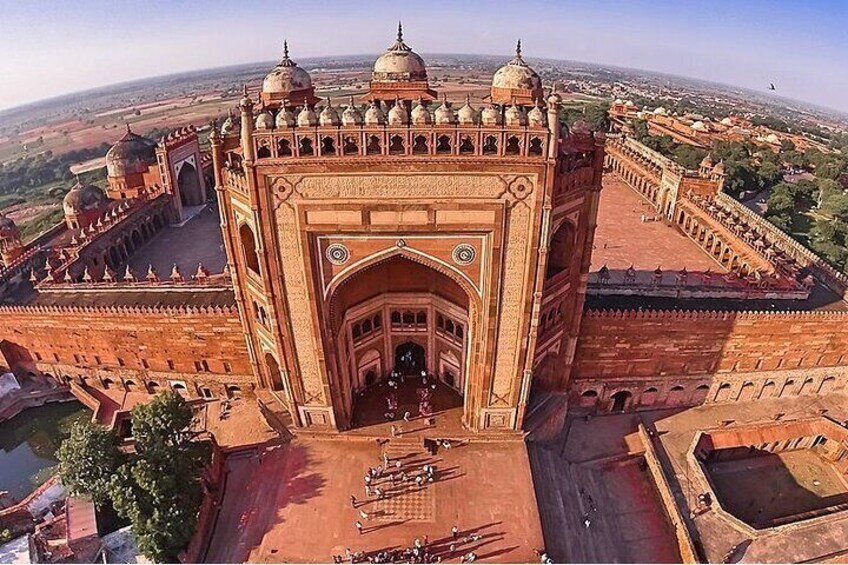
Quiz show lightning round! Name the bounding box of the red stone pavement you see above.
[204,438,543,563]
[592,175,726,272]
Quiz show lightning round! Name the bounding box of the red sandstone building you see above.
[2,31,848,440]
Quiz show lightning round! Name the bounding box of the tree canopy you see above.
[57,392,210,563]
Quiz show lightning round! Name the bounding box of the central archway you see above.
[395,341,426,375]
[326,253,476,430]
[177,162,204,207]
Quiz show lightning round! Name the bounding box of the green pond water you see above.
[0,401,91,502]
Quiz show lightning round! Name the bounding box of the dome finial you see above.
[397,21,403,43]
[125,123,132,134]
[284,40,290,60]
[516,39,522,59]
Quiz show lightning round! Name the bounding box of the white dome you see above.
[255,110,274,130]
[491,41,543,97]
[434,99,455,125]
[275,107,295,128]
[364,101,386,125]
[457,96,478,125]
[319,100,340,126]
[342,98,363,126]
[387,100,409,125]
[480,105,501,126]
[262,42,313,97]
[297,105,318,127]
[411,99,432,125]
[372,24,428,83]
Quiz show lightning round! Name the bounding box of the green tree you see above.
[57,421,123,506]
[631,118,649,140]
[766,183,796,217]
[108,392,210,563]
[810,218,848,268]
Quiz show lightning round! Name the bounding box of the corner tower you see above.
[212,39,605,433]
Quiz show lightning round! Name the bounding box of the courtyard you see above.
[705,448,848,528]
[204,437,543,563]
[592,175,726,272]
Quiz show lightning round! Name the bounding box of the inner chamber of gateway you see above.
[328,255,471,428]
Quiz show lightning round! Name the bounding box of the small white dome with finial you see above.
[276,102,295,128]
[255,108,274,130]
[527,100,546,127]
[342,97,363,126]
[411,98,431,125]
[220,109,238,134]
[319,98,340,126]
[387,98,408,125]
[297,104,318,127]
[505,101,527,127]
[365,100,386,125]
[434,96,455,125]
[457,95,478,125]
[481,105,501,126]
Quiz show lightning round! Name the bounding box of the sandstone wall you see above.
[0,304,254,397]
[570,309,848,410]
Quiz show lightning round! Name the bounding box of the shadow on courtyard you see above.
[204,441,326,563]
[704,448,848,528]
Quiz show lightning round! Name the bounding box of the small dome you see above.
[491,41,543,104]
[527,101,547,127]
[713,160,726,174]
[364,101,386,125]
[504,103,527,127]
[342,97,363,126]
[275,105,295,128]
[297,104,318,127]
[262,41,314,98]
[387,99,408,125]
[547,92,562,107]
[105,125,157,178]
[654,106,667,116]
[700,153,715,168]
[0,214,18,239]
[255,110,274,130]
[457,96,478,125]
[220,110,238,134]
[411,98,432,125]
[434,98,455,125]
[63,181,106,216]
[691,120,707,131]
[480,105,501,126]
[720,117,733,126]
[319,99,340,126]
[372,23,428,83]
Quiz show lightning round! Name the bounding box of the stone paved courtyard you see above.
[204,437,542,563]
[592,175,726,272]
[706,448,848,527]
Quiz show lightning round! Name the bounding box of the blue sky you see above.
[0,0,846,112]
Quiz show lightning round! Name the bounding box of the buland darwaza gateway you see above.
[2,27,848,441]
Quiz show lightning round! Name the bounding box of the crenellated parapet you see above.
[583,307,848,320]
[0,301,239,317]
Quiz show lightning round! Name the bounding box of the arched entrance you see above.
[264,352,285,392]
[610,390,631,412]
[177,162,204,207]
[395,341,425,375]
[327,254,473,429]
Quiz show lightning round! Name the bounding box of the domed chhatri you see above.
[105,124,159,199]
[106,125,157,178]
[0,213,23,266]
[63,180,108,231]
[261,41,320,109]
[491,40,544,106]
[366,23,437,103]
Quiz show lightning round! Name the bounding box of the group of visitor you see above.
[332,527,484,563]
